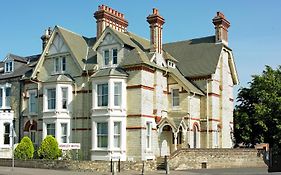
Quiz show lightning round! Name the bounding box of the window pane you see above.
[114,122,121,148]
[62,57,66,71]
[97,122,108,148]
[9,62,13,72]
[104,50,109,65]
[172,89,179,107]
[55,58,59,72]
[114,82,122,106]
[97,84,108,106]
[146,122,151,149]
[5,62,9,72]
[29,92,37,113]
[4,123,10,144]
[47,89,56,110]
[62,88,68,109]
[5,88,11,107]
[47,123,56,138]
[113,49,118,64]
[61,123,67,143]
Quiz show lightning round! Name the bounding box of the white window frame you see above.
[146,122,152,149]
[28,90,37,114]
[54,56,66,73]
[61,87,68,110]
[104,49,110,66]
[113,122,121,148]
[4,61,13,73]
[172,89,180,107]
[46,123,56,138]
[112,48,118,65]
[61,123,68,143]
[114,82,122,107]
[47,88,56,110]
[97,83,108,107]
[97,122,108,149]
[0,84,12,110]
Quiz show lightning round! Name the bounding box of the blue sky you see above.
[0,1,280,101]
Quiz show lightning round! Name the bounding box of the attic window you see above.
[54,56,66,73]
[167,60,175,68]
[5,61,13,73]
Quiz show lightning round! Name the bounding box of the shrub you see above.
[37,135,61,160]
[14,136,34,160]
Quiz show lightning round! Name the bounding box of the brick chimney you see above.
[147,8,165,54]
[212,12,230,46]
[94,5,128,39]
[41,27,52,52]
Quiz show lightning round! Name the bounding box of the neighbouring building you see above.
[0,5,238,161]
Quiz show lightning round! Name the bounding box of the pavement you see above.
[0,166,281,175]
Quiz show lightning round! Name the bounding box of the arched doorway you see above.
[159,125,173,156]
[24,120,37,146]
[193,123,199,148]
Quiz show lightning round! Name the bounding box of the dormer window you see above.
[5,61,13,73]
[54,56,66,73]
[103,49,118,67]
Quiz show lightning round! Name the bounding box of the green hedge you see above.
[14,136,34,160]
[37,135,61,160]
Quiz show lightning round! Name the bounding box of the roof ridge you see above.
[56,25,86,38]
[164,35,215,45]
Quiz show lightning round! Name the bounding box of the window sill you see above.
[91,148,109,152]
[171,106,181,111]
[29,112,38,116]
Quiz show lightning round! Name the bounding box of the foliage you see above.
[37,135,61,160]
[234,65,281,151]
[14,136,34,160]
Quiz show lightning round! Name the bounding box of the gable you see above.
[48,34,69,55]
[100,33,119,46]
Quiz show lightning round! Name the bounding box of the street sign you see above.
[59,143,81,150]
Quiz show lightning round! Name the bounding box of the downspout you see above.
[206,79,210,148]
[188,92,195,148]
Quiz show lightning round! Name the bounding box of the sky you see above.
[0,1,280,101]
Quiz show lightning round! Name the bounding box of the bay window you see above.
[97,122,108,148]
[97,84,108,107]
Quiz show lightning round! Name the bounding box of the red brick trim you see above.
[126,126,146,130]
[209,118,221,122]
[127,85,154,91]
[127,114,155,118]
[124,65,155,73]
[72,128,91,131]
[208,93,220,97]
[184,117,200,121]
[72,117,91,120]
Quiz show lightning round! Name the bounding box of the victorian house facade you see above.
[0,5,238,161]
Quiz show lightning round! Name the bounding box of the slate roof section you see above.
[44,74,74,83]
[163,36,223,78]
[0,64,32,79]
[91,67,128,78]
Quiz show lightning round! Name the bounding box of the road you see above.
[0,166,281,175]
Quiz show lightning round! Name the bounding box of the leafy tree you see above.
[234,65,281,151]
[14,136,34,160]
[37,135,61,160]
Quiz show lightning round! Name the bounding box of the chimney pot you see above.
[212,11,230,45]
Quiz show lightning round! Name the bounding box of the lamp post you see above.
[9,122,17,172]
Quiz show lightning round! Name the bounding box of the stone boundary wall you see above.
[0,159,156,172]
[168,148,268,170]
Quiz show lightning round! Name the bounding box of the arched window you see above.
[4,123,10,145]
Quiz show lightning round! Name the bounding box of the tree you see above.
[14,136,34,160]
[37,135,61,160]
[234,65,281,151]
